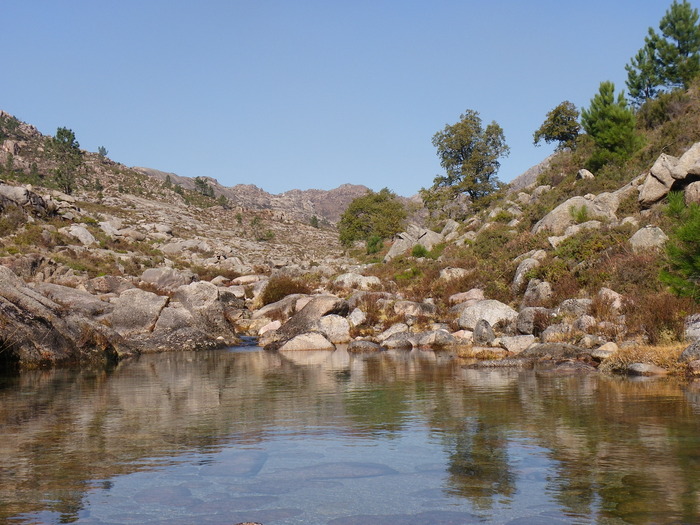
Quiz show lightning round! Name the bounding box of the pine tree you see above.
[626,31,662,106]
[581,81,644,170]
[656,0,700,88]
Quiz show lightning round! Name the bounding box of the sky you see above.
[0,1,680,197]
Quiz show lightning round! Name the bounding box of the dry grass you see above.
[598,344,687,375]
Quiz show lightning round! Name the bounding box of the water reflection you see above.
[0,348,699,524]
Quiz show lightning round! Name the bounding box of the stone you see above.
[520,342,587,359]
[671,142,700,179]
[393,300,436,318]
[347,307,367,327]
[629,226,668,251]
[377,323,410,343]
[597,287,624,312]
[416,329,458,349]
[439,267,472,281]
[278,332,335,351]
[521,279,553,307]
[65,224,96,245]
[173,281,236,339]
[449,288,485,306]
[382,332,415,349]
[497,335,536,354]
[333,272,381,290]
[685,181,700,205]
[252,294,306,320]
[591,342,618,360]
[556,298,592,318]
[517,307,551,335]
[458,299,518,332]
[532,195,618,235]
[685,314,700,342]
[264,295,349,350]
[31,282,112,317]
[573,314,597,333]
[258,320,282,335]
[348,340,383,353]
[627,362,669,376]
[109,288,169,336]
[141,267,197,293]
[680,339,700,362]
[512,257,540,293]
[688,360,700,376]
[577,168,594,180]
[541,323,573,343]
[316,314,351,344]
[473,319,495,345]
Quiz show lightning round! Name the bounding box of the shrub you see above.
[411,244,429,258]
[660,194,700,301]
[260,276,311,306]
[622,292,696,344]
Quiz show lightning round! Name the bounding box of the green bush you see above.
[411,244,429,258]
[660,192,700,301]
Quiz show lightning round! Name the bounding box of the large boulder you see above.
[140,267,197,293]
[31,282,113,317]
[333,273,381,290]
[264,295,349,350]
[278,332,335,351]
[109,288,169,336]
[458,300,518,332]
[629,226,668,252]
[316,314,351,344]
[172,281,238,340]
[532,195,618,235]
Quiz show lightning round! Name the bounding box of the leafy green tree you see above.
[660,191,700,302]
[429,109,509,203]
[656,0,700,88]
[97,146,108,159]
[310,215,320,228]
[626,32,662,106]
[533,101,580,150]
[338,188,407,248]
[581,81,644,170]
[49,127,82,194]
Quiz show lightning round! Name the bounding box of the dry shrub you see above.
[598,344,687,375]
[260,275,311,306]
[622,292,697,345]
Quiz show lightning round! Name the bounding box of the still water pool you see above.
[1,346,699,524]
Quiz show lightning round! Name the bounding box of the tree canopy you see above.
[429,109,509,203]
[338,188,407,248]
[533,101,580,151]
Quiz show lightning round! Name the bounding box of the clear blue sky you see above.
[1,1,679,196]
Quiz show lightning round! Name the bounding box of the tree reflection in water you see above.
[1,349,700,524]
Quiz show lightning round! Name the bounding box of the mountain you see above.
[133,167,370,224]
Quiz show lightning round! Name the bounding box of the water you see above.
[1,346,699,524]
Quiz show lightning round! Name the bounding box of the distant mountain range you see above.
[133,167,371,224]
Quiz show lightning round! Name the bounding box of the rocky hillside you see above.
[2,95,700,377]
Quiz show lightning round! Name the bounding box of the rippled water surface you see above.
[1,346,700,524]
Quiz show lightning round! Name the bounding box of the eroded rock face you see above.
[0,266,134,367]
[141,267,197,293]
[109,289,169,336]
